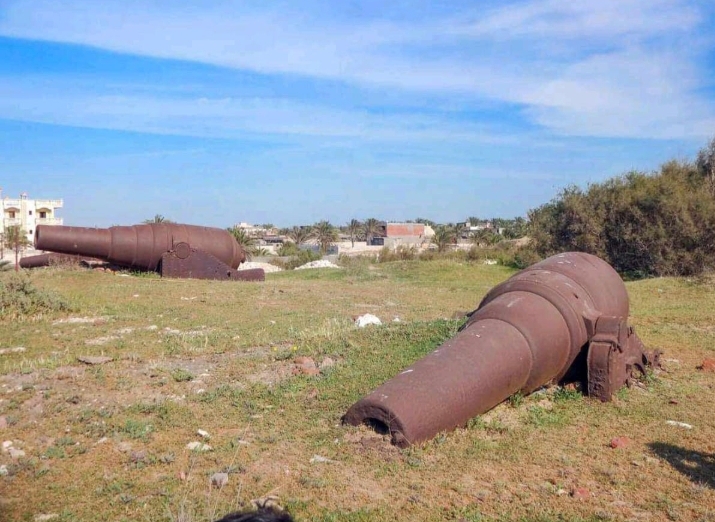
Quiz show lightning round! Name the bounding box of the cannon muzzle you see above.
[343,252,660,447]
[34,224,263,281]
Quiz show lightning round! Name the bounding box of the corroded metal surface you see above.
[19,253,93,269]
[33,223,258,281]
[343,252,659,447]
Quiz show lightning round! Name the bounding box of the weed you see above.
[170,368,194,382]
[0,273,72,320]
[120,419,154,441]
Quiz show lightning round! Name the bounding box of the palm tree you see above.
[312,220,338,254]
[143,214,172,224]
[431,226,456,253]
[346,219,363,248]
[4,225,31,271]
[470,229,500,247]
[364,218,382,245]
[227,226,257,259]
[287,226,311,245]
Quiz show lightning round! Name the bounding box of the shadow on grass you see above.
[648,442,715,488]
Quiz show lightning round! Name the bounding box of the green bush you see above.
[272,248,323,270]
[0,274,72,320]
[528,156,715,277]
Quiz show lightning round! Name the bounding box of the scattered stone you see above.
[9,447,25,459]
[292,357,320,376]
[251,495,282,510]
[2,440,12,452]
[210,472,229,488]
[129,450,147,463]
[392,316,401,323]
[669,399,679,405]
[34,515,59,522]
[483,259,498,265]
[310,454,336,464]
[556,488,568,496]
[186,441,212,452]
[571,487,590,500]
[319,357,336,370]
[117,442,133,453]
[0,465,8,476]
[77,356,114,365]
[355,314,382,328]
[178,470,187,481]
[197,429,210,439]
[0,347,26,356]
[665,420,693,429]
[697,358,715,372]
[610,436,630,449]
[96,437,109,444]
[0,416,7,430]
[52,317,103,325]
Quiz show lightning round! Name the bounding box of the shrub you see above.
[0,274,72,320]
[528,155,715,277]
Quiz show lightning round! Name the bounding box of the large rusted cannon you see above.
[33,223,264,281]
[343,252,660,447]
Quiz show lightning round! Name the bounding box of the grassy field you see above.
[0,259,714,522]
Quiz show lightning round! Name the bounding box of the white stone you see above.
[355,314,382,328]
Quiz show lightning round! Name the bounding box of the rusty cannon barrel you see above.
[343,252,659,447]
[34,223,264,281]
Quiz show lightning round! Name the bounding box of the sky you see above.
[1,0,714,228]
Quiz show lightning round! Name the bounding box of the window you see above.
[8,211,15,218]
[29,230,33,235]
[28,210,32,215]
[39,211,47,219]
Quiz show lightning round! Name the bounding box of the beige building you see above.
[1,191,63,244]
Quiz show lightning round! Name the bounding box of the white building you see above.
[1,191,63,244]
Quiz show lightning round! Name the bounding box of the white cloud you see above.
[0,0,713,139]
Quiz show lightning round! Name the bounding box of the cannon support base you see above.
[161,244,264,282]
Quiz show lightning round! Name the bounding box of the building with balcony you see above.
[1,191,63,244]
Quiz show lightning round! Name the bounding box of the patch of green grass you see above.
[120,419,154,441]
[170,368,194,382]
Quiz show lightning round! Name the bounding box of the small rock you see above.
[319,357,336,370]
[0,347,26,355]
[129,450,147,463]
[77,356,114,365]
[34,515,60,522]
[556,488,568,496]
[178,470,187,481]
[197,429,210,439]
[355,314,382,328]
[310,454,335,464]
[668,399,679,405]
[117,442,133,453]
[665,420,693,429]
[2,440,12,452]
[0,465,7,476]
[610,436,630,449]
[186,441,212,452]
[0,416,7,430]
[571,487,590,500]
[210,472,229,488]
[251,495,281,510]
[9,447,25,459]
[392,317,401,323]
[697,358,715,372]
[96,437,109,444]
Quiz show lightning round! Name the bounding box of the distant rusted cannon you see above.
[343,252,660,447]
[33,223,264,281]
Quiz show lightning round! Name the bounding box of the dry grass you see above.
[0,261,714,522]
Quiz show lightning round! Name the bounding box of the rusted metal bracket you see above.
[161,244,265,282]
[587,316,661,401]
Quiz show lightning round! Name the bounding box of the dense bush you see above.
[528,155,715,277]
[271,249,322,270]
[0,274,72,320]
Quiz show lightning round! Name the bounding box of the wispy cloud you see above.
[1,0,713,140]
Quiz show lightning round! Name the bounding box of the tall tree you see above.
[287,226,311,245]
[227,226,257,259]
[431,226,456,253]
[4,225,31,271]
[312,220,338,254]
[143,214,172,224]
[346,219,363,248]
[364,218,382,245]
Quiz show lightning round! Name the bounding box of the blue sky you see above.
[1,0,714,228]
